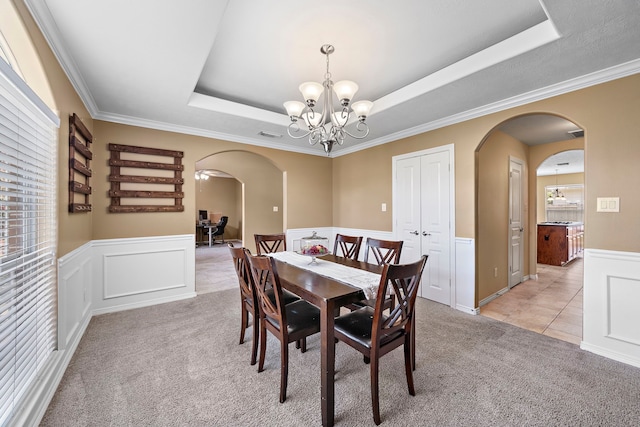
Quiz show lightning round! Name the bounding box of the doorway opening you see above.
[476,113,585,345]
[193,150,285,294]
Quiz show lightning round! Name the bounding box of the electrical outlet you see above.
[494,267,498,277]
[273,206,278,212]
[381,203,387,212]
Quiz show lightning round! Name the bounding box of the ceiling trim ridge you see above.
[94,111,327,157]
[371,19,560,116]
[332,57,640,158]
[187,92,290,126]
[24,0,99,117]
[184,19,559,128]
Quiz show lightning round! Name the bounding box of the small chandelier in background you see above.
[195,170,209,192]
[283,44,373,155]
[194,171,209,181]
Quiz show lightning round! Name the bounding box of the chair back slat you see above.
[372,255,427,343]
[364,238,403,266]
[229,244,253,301]
[333,234,363,261]
[246,253,285,327]
[254,233,287,255]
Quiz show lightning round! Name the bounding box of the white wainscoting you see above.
[91,234,196,315]
[582,249,640,368]
[454,238,477,314]
[58,242,93,351]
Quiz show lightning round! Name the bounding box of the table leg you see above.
[320,300,336,427]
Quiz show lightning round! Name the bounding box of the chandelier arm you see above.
[286,121,313,140]
[308,128,328,146]
[341,121,371,140]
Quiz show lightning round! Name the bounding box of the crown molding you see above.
[332,57,640,157]
[94,111,326,157]
[24,0,100,117]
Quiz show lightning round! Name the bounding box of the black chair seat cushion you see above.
[334,306,404,348]
[266,300,320,335]
[265,288,300,306]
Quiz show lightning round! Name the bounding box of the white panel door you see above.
[508,157,524,288]
[421,151,451,304]
[396,157,422,264]
[394,148,452,305]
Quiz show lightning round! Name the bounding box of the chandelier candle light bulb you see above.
[284,44,373,155]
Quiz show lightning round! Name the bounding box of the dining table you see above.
[269,252,383,427]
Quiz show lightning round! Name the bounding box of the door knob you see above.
[422,231,430,236]
[410,230,419,235]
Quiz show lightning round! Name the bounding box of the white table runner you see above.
[269,251,381,299]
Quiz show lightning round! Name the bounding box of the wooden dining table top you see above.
[273,253,383,307]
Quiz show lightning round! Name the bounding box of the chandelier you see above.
[194,171,209,180]
[283,44,373,155]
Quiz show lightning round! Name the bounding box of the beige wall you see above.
[333,76,640,297]
[89,122,333,254]
[477,130,529,301]
[7,0,640,280]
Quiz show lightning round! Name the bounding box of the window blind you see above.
[0,59,58,426]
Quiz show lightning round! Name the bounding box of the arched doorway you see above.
[475,113,585,344]
[193,150,285,293]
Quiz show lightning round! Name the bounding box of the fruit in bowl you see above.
[301,244,328,256]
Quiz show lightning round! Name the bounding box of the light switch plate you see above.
[596,197,619,212]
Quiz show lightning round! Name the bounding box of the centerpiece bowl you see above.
[298,231,330,264]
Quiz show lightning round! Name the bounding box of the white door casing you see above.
[508,156,524,288]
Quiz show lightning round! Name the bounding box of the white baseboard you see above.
[580,342,640,369]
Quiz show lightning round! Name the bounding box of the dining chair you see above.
[254,233,287,255]
[347,237,404,312]
[333,234,363,261]
[229,244,301,365]
[228,244,259,365]
[364,237,403,265]
[334,255,428,425]
[246,253,321,403]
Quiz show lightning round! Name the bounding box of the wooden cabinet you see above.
[537,222,583,266]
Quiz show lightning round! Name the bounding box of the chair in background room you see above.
[228,244,259,365]
[254,233,286,255]
[333,234,363,261]
[334,255,428,425]
[246,254,321,403]
[208,216,228,245]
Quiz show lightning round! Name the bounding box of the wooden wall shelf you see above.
[69,113,93,213]
[108,143,184,213]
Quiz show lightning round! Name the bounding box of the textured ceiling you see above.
[24,0,640,157]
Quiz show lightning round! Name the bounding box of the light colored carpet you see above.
[195,242,239,294]
[41,287,640,426]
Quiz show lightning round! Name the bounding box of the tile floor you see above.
[196,243,585,345]
[479,256,584,345]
